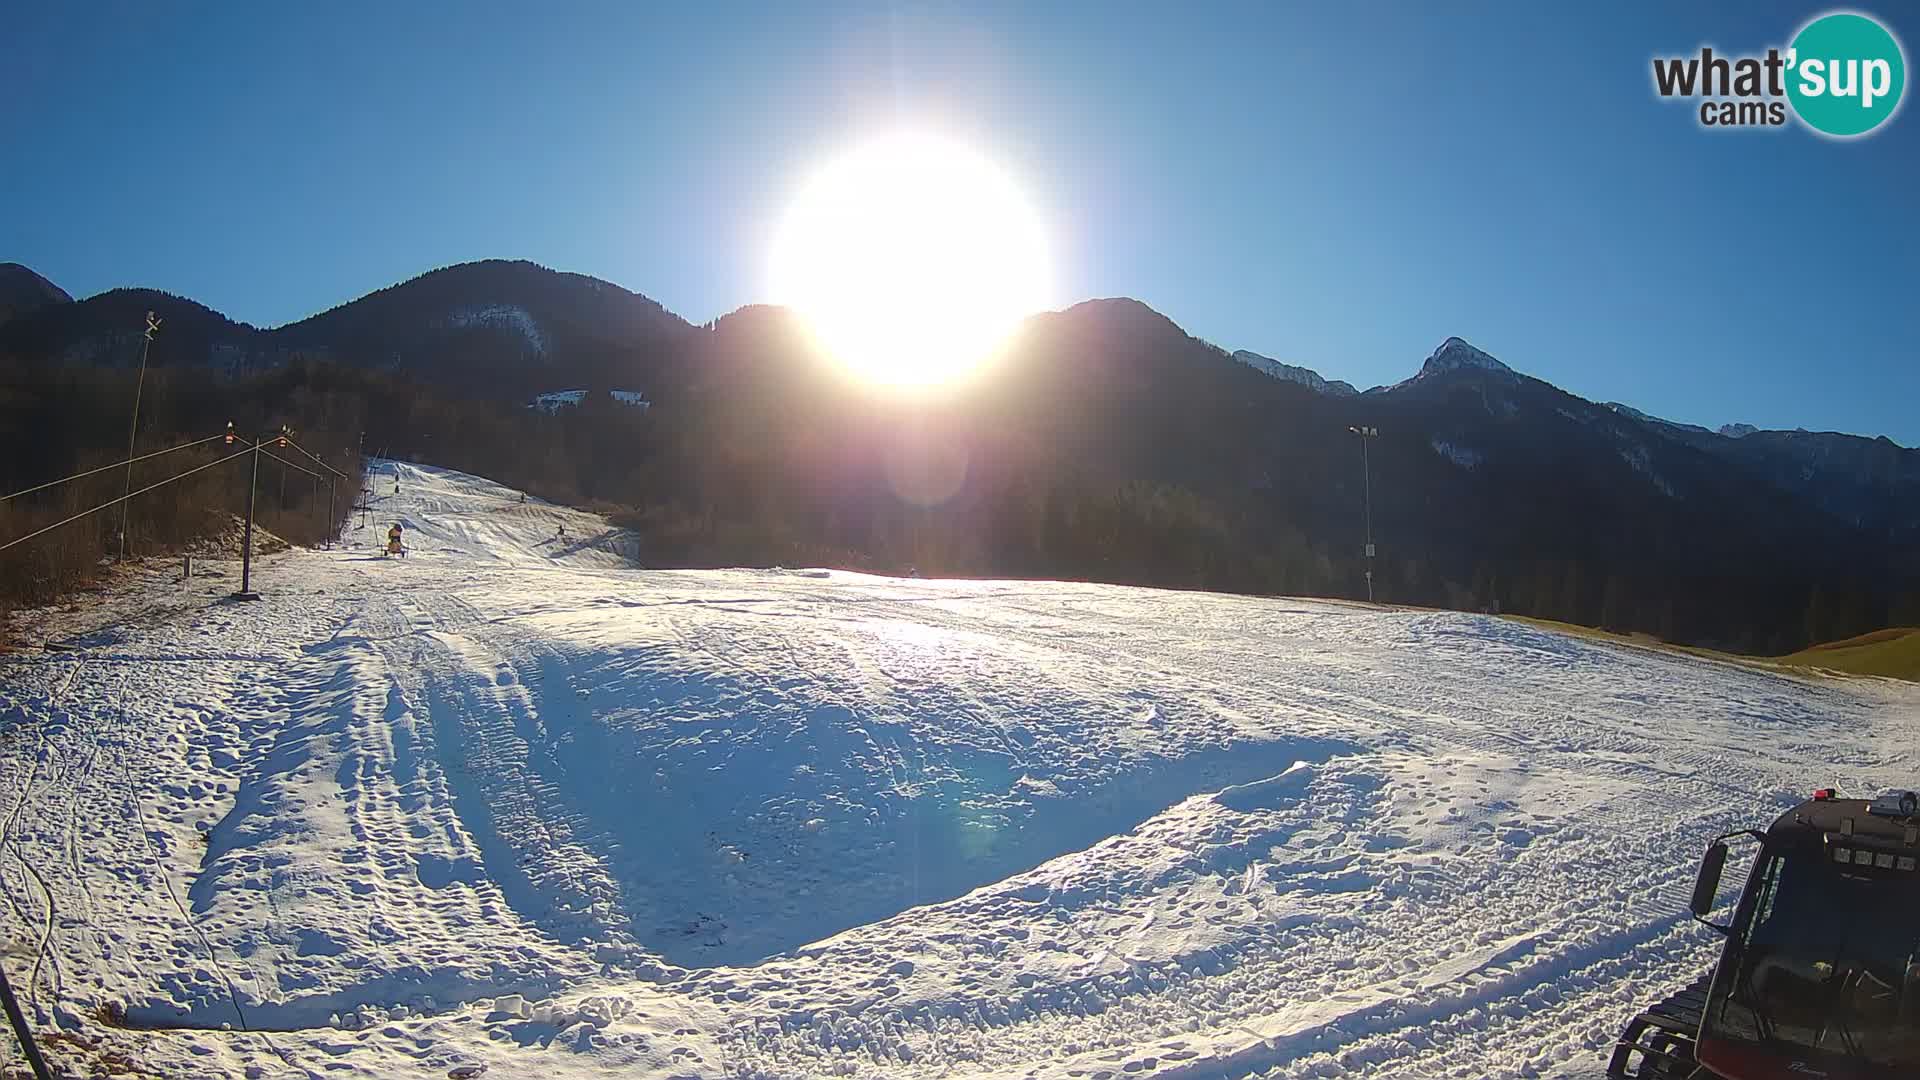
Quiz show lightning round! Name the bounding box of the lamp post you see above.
[1348,425,1378,603]
[118,311,161,560]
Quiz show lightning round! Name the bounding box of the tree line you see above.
[0,364,363,626]
[4,316,1910,657]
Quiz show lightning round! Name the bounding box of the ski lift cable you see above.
[0,448,249,554]
[256,447,326,482]
[1,432,228,505]
[276,435,349,479]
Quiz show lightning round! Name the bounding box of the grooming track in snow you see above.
[0,459,1913,1079]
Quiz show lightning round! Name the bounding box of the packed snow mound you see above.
[0,459,1915,1080]
[342,585,1358,966]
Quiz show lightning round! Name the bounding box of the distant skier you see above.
[386,522,405,558]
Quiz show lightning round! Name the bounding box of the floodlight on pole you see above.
[1348,425,1379,603]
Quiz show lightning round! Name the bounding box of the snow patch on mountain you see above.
[529,389,651,413]
[449,303,549,355]
[1605,403,1765,444]
[1419,337,1514,378]
[1230,350,1358,396]
[529,389,588,412]
[1387,337,1519,393]
[1603,402,1711,436]
[1619,444,1677,498]
[1430,438,1484,469]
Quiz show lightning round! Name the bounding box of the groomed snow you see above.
[1,460,1914,1079]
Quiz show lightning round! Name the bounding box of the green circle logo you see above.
[1787,12,1906,137]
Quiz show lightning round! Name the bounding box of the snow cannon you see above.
[1608,788,1920,1078]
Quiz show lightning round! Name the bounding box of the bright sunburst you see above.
[770,132,1051,388]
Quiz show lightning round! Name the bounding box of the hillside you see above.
[1610,402,1920,541]
[271,260,695,393]
[0,262,71,325]
[0,260,695,397]
[2,459,1915,1079]
[1782,627,1920,680]
[635,302,1911,652]
[1,261,1914,653]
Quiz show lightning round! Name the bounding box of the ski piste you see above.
[0,460,1914,1079]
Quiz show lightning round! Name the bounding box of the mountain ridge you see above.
[3,258,1901,450]
[0,259,694,396]
[1230,349,1359,396]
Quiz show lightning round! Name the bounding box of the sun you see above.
[770,133,1051,389]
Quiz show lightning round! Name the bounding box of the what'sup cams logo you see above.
[1653,10,1906,137]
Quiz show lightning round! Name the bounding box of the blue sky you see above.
[4,2,1915,442]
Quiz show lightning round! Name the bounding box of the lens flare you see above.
[771,132,1051,389]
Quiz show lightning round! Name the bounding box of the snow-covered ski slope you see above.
[1,460,1914,1079]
